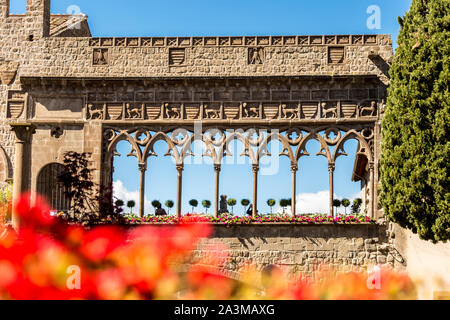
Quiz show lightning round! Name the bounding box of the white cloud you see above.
[275,190,362,215]
[113,180,152,213]
[296,190,330,214]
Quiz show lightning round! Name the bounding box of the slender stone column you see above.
[328,163,335,217]
[369,161,375,219]
[291,163,298,217]
[10,124,36,229]
[214,164,221,218]
[176,164,184,218]
[138,162,147,218]
[252,164,259,218]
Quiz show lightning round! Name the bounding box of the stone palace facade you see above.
[0,0,393,222]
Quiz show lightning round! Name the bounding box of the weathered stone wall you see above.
[391,224,450,299]
[191,224,404,278]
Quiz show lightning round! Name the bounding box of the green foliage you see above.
[227,198,237,213]
[267,199,276,214]
[115,199,124,207]
[279,199,290,214]
[151,200,161,213]
[59,152,95,221]
[333,199,341,207]
[381,0,450,242]
[333,199,341,216]
[57,152,124,225]
[165,200,174,214]
[127,200,136,214]
[341,198,351,214]
[202,200,211,214]
[0,183,12,205]
[352,198,362,214]
[241,199,250,213]
[189,199,198,213]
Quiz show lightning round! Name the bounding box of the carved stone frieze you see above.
[126,103,144,119]
[86,103,105,120]
[88,35,381,48]
[84,99,380,122]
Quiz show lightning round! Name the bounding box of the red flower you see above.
[14,193,54,230]
[80,226,125,262]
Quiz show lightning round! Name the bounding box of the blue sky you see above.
[11,0,412,215]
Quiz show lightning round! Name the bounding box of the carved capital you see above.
[138,162,147,172]
[368,161,375,171]
[10,123,36,144]
[328,163,335,172]
[252,164,259,173]
[291,163,298,173]
[214,164,221,172]
[176,164,184,172]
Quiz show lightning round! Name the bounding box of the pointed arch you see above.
[332,130,373,163]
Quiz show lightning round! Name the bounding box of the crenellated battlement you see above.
[0,0,50,38]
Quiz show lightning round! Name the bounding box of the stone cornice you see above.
[88,34,390,48]
[19,74,381,86]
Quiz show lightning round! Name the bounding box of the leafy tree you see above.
[227,198,237,214]
[380,0,449,242]
[267,199,276,214]
[333,199,342,216]
[341,198,350,215]
[202,200,211,214]
[151,200,162,214]
[114,199,124,208]
[279,199,290,214]
[114,199,124,215]
[241,199,250,214]
[127,200,136,214]
[165,200,174,215]
[58,152,95,221]
[58,152,123,224]
[189,199,198,213]
[351,198,362,214]
[57,152,124,225]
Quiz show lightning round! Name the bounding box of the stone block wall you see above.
[191,224,404,279]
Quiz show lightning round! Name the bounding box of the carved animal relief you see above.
[164,103,181,119]
[204,104,221,119]
[126,103,144,119]
[322,102,338,118]
[87,104,104,120]
[242,103,259,118]
[359,101,377,117]
[281,104,299,120]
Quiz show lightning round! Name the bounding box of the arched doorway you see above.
[37,163,70,212]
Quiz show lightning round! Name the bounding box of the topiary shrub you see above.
[380,0,449,242]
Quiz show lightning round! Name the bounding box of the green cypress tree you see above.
[380,0,449,242]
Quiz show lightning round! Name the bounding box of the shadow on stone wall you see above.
[192,224,405,278]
